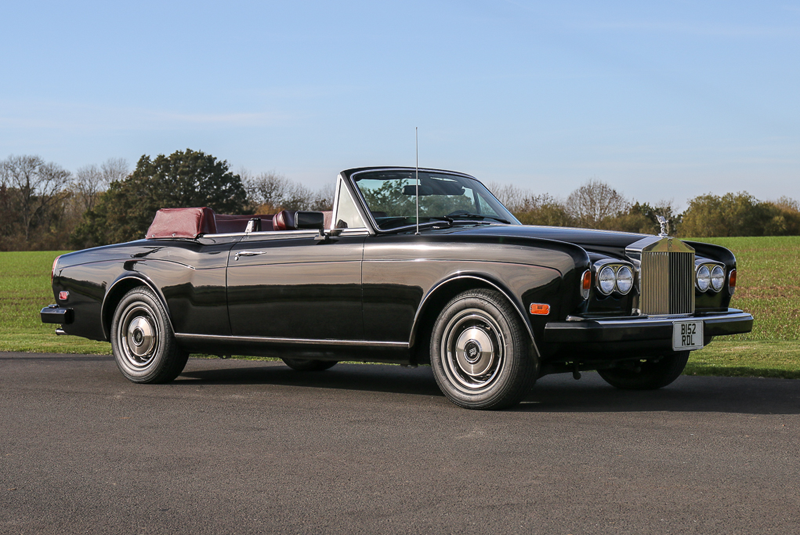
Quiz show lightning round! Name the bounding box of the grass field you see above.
[1,237,798,378]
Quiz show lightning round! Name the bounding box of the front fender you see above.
[408,273,535,348]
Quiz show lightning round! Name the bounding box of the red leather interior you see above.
[215,214,261,234]
[146,207,216,239]
[272,210,297,231]
[146,207,333,238]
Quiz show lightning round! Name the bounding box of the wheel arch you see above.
[408,274,538,364]
[101,274,174,340]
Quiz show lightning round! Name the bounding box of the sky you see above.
[1,0,798,210]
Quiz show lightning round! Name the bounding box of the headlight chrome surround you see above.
[593,262,636,296]
[696,265,711,292]
[616,266,634,295]
[695,262,726,293]
[597,266,616,295]
[710,265,725,292]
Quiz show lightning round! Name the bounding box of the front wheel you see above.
[597,351,690,390]
[111,287,188,384]
[430,289,538,410]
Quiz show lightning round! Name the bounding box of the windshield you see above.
[351,170,519,230]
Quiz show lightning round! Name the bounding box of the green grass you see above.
[1,239,798,378]
[686,236,800,341]
[0,251,111,354]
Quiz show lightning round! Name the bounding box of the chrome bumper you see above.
[543,309,753,344]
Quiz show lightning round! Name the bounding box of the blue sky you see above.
[1,0,798,209]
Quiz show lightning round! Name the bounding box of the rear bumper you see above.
[40,305,74,325]
[543,308,753,344]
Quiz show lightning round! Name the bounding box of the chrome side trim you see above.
[174,333,409,348]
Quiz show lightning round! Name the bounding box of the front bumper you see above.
[543,308,753,345]
[40,305,73,325]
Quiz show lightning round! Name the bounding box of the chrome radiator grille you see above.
[639,240,695,315]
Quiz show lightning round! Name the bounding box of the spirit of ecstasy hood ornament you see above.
[656,215,670,237]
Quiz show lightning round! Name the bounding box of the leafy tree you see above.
[678,192,782,237]
[509,193,574,227]
[764,196,800,235]
[71,149,247,247]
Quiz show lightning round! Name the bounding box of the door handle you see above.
[235,251,266,261]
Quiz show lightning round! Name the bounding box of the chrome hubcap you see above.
[127,316,156,358]
[117,303,160,369]
[456,331,494,376]
[442,309,504,392]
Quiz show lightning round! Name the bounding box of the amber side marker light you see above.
[530,303,550,315]
[728,269,737,294]
[580,269,591,299]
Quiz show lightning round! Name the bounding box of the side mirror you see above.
[295,211,336,243]
[294,211,325,231]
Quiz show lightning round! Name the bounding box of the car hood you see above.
[437,223,651,251]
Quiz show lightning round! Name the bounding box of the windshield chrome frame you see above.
[346,167,520,234]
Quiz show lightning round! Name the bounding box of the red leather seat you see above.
[272,210,297,231]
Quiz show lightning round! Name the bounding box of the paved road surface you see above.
[1,352,799,534]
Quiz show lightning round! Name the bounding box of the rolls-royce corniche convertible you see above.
[41,167,753,409]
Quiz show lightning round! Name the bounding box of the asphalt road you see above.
[1,352,798,534]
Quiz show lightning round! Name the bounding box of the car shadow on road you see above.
[178,359,800,416]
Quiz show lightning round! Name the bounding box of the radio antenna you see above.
[415,127,420,235]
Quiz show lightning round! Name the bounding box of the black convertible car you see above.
[41,167,753,409]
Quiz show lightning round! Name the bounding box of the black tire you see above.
[597,351,690,390]
[281,358,337,372]
[430,289,538,410]
[111,287,189,384]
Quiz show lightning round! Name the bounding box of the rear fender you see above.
[101,273,174,340]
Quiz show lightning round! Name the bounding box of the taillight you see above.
[728,269,737,294]
[51,255,61,282]
[580,269,591,300]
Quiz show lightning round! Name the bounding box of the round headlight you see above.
[616,266,633,295]
[598,266,616,295]
[696,265,711,292]
[711,265,725,292]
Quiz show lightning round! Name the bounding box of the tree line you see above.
[1,148,797,251]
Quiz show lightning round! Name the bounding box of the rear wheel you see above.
[281,358,337,372]
[111,287,188,384]
[430,289,537,410]
[597,351,690,390]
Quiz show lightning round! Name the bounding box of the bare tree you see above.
[101,157,129,184]
[309,183,335,211]
[566,179,628,228]
[73,165,104,213]
[73,158,129,212]
[244,170,290,212]
[1,155,71,241]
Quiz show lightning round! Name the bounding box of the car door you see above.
[226,229,366,341]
